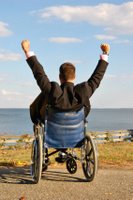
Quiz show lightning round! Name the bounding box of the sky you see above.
[0,0,133,108]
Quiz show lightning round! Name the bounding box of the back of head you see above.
[59,62,76,82]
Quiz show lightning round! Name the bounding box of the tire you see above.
[31,134,43,184]
[66,157,77,174]
[31,139,36,176]
[82,134,98,182]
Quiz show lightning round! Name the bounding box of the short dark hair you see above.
[59,62,75,81]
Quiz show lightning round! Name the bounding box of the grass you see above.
[0,148,31,167]
[0,142,133,169]
[98,142,133,169]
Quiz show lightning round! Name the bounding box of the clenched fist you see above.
[100,43,110,54]
[21,40,30,53]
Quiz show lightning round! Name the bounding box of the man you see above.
[21,40,110,123]
[21,40,110,166]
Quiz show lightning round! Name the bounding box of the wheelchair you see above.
[31,108,98,184]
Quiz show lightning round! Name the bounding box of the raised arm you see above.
[21,40,51,93]
[87,43,110,97]
[21,39,30,54]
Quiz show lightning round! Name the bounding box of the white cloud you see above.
[0,74,8,82]
[105,74,133,80]
[0,21,12,37]
[21,82,34,87]
[1,89,21,96]
[0,51,21,61]
[120,74,133,80]
[114,39,130,44]
[35,2,133,35]
[95,34,116,40]
[0,89,36,107]
[0,77,4,82]
[48,37,82,43]
[105,74,117,79]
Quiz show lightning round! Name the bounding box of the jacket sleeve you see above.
[87,59,108,97]
[26,56,51,93]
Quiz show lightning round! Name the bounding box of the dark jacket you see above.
[27,56,108,122]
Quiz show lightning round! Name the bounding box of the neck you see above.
[60,77,75,84]
[61,79,75,84]
[66,79,75,83]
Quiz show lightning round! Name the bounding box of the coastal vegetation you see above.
[0,133,133,169]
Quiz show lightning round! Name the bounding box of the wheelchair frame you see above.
[31,119,98,184]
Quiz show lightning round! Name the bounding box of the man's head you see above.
[59,62,76,83]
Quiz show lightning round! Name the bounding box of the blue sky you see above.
[0,0,133,108]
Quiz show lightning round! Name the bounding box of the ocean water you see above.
[0,109,32,135]
[88,108,133,131]
[0,108,133,135]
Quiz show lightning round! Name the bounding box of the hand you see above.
[100,43,110,54]
[21,40,30,53]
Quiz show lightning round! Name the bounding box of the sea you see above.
[0,108,133,136]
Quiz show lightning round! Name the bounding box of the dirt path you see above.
[0,166,133,200]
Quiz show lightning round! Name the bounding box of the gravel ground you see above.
[0,166,133,200]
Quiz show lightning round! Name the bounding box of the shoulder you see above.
[51,81,60,86]
[50,81,61,91]
[75,81,88,88]
[74,82,88,92]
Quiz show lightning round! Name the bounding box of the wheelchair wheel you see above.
[82,134,98,182]
[31,134,42,184]
[66,157,77,174]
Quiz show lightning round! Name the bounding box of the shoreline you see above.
[0,129,133,145]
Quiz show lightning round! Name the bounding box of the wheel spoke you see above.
[87,148,93,157]
[86,163,91,177]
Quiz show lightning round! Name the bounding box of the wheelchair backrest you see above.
[45,108,85,148]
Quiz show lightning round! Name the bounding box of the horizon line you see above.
[0,107,133,109]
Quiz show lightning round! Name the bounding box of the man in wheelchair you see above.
[21,40,110,181]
